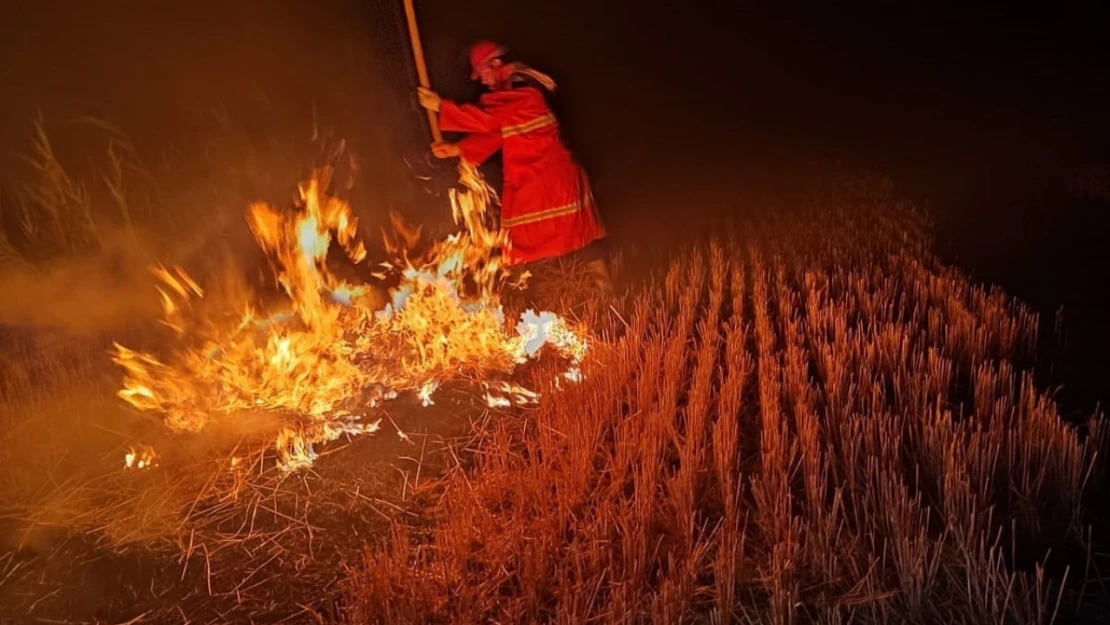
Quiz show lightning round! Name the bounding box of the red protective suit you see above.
[439,86,606,266]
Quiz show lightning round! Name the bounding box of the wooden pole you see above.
[402,0,443,143]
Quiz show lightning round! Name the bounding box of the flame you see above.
[124,445,158,470]
[418,380,438,407]
[484,381,541,409]
[114,160,587,471]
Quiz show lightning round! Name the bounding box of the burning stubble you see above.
[113,160,590,471]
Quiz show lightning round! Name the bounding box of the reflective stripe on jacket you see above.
[439,86,605,265]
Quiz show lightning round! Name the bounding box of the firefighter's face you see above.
[476,59,505,89]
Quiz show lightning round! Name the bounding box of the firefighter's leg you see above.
[503,256,539,306]
[584,257,614,295]
[576,240,614,295]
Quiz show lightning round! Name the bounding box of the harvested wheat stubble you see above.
[342,173,1108,625]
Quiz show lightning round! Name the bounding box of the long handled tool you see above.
[399,1,500,243]
[402,0,443,143]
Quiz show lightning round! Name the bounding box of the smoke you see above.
[0,0,437,231]
[0,0,445,337]
[0,230,163,334]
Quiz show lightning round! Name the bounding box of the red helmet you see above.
[469,40,507,79]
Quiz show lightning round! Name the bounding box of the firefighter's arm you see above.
[439,100,497,134]
[455,132,502,166]
[419,87,502,133]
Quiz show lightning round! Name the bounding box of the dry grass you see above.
[0,30,474,615]
[7,112,326,267]
[342,171,1108,624]
[0,330,482,622]
[0,97,442,622]
[3,89,412,280]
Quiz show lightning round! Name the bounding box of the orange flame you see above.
[124,445,158,470]
[114,160,586,471]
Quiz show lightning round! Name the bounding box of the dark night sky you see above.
[409,2,1110,167]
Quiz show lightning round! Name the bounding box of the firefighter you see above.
[417,40,613,294]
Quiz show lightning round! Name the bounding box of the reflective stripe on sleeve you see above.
[501,114,557,138]
[501,202,580,228]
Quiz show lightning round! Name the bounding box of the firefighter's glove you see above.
[417,87,442,112]
[431,142,461,159]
